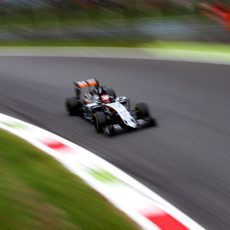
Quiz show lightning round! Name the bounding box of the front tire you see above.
[135,103,150,119]
[145,116,157,127]
[107,124,116,136]
[135,103,157,127]
[93,111,106,133]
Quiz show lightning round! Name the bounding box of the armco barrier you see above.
[0,113,205,230]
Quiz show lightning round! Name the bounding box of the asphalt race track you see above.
[0,56,230,229]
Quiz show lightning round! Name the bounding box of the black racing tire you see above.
[104,88,116,99]
[146,116,158,127]
[135,103,150,119]
[65,97,80,116]
[93,111,106,133]
[107,124,116,136]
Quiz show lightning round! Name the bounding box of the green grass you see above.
[142,41,230,54]
[0,39,147,47]
[0,39,230,55]
[0,129,138,230]
[0,8,198,30]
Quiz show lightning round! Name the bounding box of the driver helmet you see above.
[101,94,111,103]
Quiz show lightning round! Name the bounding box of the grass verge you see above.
[0,129,138,230]
[0,39,144,47]
[0,8,198,30]
[142,41,230,54]
[0,40,230,54]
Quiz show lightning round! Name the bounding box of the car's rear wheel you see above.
[65,97,80,116]
[93,111,106,133]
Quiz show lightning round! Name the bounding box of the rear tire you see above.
[65,97,80,116]
[93,111,106,133]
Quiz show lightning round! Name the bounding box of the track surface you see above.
[1,56,230,229]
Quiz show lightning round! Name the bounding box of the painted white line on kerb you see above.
[0,47,230,65]
[0,113,205,230]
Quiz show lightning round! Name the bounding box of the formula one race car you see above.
[65,78,157,136]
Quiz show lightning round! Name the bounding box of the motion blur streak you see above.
[0,55,230,229]
[0,1,230,43]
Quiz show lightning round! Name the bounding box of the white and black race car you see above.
[65,78,157,136]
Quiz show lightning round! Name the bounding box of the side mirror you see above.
[116,96,128,104]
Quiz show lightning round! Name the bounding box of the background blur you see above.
[1,2,230,230]
[0,0,229,44]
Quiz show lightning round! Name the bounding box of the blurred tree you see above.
[0,0,8,29]
[49,0,66,23]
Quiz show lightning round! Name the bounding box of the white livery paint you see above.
[106,102,137,128]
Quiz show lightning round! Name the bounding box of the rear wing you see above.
[74,78,99,99]
[74,79,99,89]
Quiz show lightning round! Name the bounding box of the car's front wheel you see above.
[135,103,157,127]
[93,111,106,133]
[135,103,150,119]
[107,124,116,136]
